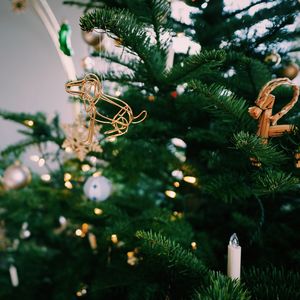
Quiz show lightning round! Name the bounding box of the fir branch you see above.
[80,8,166,81]
[233,131,288,167]
[189,81,253,130]
[253,169,299,195]
[1,138,37,157]
[136,230,207,278]
[244,266,300,300]
[204,173,253,202]
[165,50,226,83]
[94,52,140,72]
[193,272,250,300]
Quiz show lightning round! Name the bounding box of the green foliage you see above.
[1,0,300,299]
[244,266,300,300]
[193,273,250,300]
[233,131,288,167]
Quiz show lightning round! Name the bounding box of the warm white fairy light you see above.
[92,171,102,177]
[183,176,197,184]
[81,164,91,172]
[38,158,45,167]
[165,190,176,199]
[30,155,40,162]
[171,170,183,180]
[75,229,83,236]
[59,216,67,225]
[171,138,187,148]
[115,90,121,97]
[41,174,51,182]
[173,181,180,187]
[64,173,72,181]
[111,234,118,244]
[64,181,73,189]
[94,208,103,215]
[24,120,34,127]
[127,251,139,266]
[65,146,73,153]
[191,241,197,250]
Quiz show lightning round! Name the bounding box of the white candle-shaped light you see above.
[9,265,19,287]
[227,233,241,280]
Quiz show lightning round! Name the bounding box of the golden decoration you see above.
[280,62,299,80]
[264,52,281,66]
[62,116,103,161]
[248,78,299,166]
[65,74,147,143]
[295,152,300,168]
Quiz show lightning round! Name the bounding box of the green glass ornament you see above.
[58,22,73,56]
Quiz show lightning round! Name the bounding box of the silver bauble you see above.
[83,175,112,202]
[2,163,31,190]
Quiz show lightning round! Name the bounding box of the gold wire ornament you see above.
[62,116,103,161]
[65,74,147,143]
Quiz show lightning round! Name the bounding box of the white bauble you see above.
[83,176,112,202]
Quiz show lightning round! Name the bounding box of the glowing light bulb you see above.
[183,176,197,184]
[24,120,34,127]
[165,190,176,198]
[38,158,45,167]
[94,208,103,215]
[41,174,51,182]
[171,170,183,180]
[65,146,72,153]
[64,173,72,181]
[64,181,73,189]
[30,155,40,162]
[171,138,187,148]
[81,223,89,234]
[81,164,91,172]
[92,171,101,177]
[111,234,118,244]
[191,241,197,250]
[173,181,180,187]
[75,229,83,236]
[115,90,121,97]
[59,216,67,225]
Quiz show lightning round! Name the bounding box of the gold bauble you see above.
[281,63,299,80]
[81,30,104,47]
[264,52,281,66]
[2,163,31,190]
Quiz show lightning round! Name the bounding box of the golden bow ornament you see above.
[65,74,147,143]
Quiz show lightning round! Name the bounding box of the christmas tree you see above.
[1,0,300,299]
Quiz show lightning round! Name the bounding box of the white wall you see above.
[0,0,87,150]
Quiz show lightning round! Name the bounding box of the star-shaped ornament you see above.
[62,116,103,161]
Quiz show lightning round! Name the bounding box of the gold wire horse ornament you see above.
[65,74,147,143]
